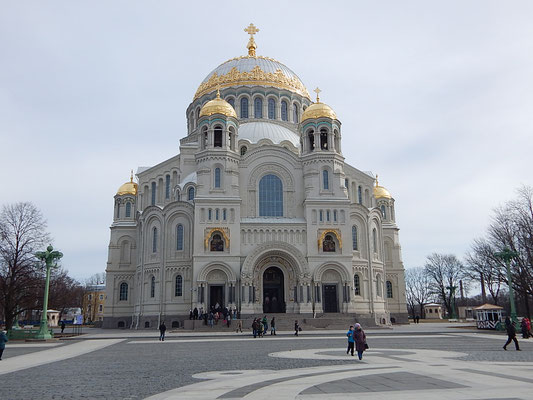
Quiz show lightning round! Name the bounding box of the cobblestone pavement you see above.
[1,324,532,399]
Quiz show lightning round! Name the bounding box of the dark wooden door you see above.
[323,285,338,313]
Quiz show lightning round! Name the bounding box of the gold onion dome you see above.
[301,87,337,122]
[116,171,138,196]
[373,175,392,199]
[199,90,237,118]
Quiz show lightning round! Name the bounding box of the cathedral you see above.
[103,25,408,329]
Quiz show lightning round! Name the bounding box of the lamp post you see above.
[34,245,63,340]
[495,247,519,325]
[446,285,457,320]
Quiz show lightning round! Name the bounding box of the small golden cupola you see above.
[301,87,337,122]
[199,89,237,118]
[373,175,392,199]
[116,171,138,196]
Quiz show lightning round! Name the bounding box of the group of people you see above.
[346,323,367,360]
[251,316,276,337]
[521,317,532,339]
[188,305,238,329]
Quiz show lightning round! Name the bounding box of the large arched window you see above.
[214,168,221,188]
[259,174,283,217]
[268,98,275,119]
[322,170,329,190]
[175,275,183,296]
[358,186,363,204]
[119,282,128,301]
[240,97,249,118]
[125,202,131,218]
[352,226,358,250]
[281,100,288,121]
[354,274,360,296]
[176,224,184,250]
[214,126,223,147]
[152,227,158,253]
[254,97,263,118]
[150,276,155,298]
[151,182,156,205]
[293,104,299,122]
[320,128,328,150]
[380,204,387,219]
[386,281,393,298]
[165,175,171,199]
[188,187,195,201]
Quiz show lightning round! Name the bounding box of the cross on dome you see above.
[244,23,260,56]
[314,87,321,103]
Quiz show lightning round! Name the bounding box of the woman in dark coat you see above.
[353,323,367,360]
[503,317,520,351]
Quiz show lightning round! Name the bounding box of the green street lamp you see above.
[34,245,63,340]
[446,285,458,320]
[495,247,519,325]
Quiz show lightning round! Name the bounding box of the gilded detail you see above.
[317,229,342,250]
[194,61,311,101]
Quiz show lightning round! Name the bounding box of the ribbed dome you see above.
[374,176,392,199]
[238,121,300,146]
[301,101,337,121]
[194,56,310,100]
[117,174,138,196]
[199,91,237,118]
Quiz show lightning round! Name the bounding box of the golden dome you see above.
[199,90,237,118]
[116,172,138,196]
[373,175,392,199]
[301,88,337,121]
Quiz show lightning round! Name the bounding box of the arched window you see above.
[307,130,315,151]
[268,98,275,119]
[227,97,235,109]
[376,274,382,297]
[293,104,299,122]
[320,128,328,150]
[215,209,219,220]
[354,274,360,296]
[372,228,377,254]
[223,209,227,220]
[214,126,223,147]
[254,97,263,118]
[175,275,183,296]
[333,210,337,222]
[323,170,329,190]
[119,282,128,301]
[208,209,212,220]
[345,178,349,190]
[151,182,156,205]
[386,281,393,298]
[152,227,158,253]
[214,167,221,188]
[259,174,283,217]
[358,186,363,204]
[150,276,155,298]
[116,203,120,219]
[240,146,247,156]
[281,100,288,121]
[125,202,131,218]
[323,234,336,252]
[202,126,208,149]
[352,226,358,250]
[176,224,183,250]
[210,233,224,251]
[165,175,170,199]
[380,204,387,219]
[240,97,249,118]
[188,187,195,201]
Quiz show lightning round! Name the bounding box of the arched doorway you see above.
[263,267,285,313]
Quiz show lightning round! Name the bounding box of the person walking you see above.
[521,318,529,339]
[208,312,214,328]
[503,317,520,351]
[236,319,243,333]
[270,317,276,335]
[346,325,355,356]
[159,321,167,341]
[226,313,231,328]
[252,318,258,338]
[0,330,8,360]
[294,320,300,336]
[353,323,367,360]
[262,316,268,333]
[60,321,66,334]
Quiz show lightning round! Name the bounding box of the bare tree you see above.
[424,253,465,316]
[0,202,51,330]
[405,267,432,318]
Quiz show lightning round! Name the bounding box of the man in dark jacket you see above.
[159,321,167,341]
[503,317,520,351]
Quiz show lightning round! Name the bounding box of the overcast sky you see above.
[1,1,532,282]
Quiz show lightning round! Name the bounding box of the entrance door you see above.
[209,285,224,311]
[323,284,338,313]
[263,267,285,313]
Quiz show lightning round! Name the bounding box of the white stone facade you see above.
[103,53,408,329]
